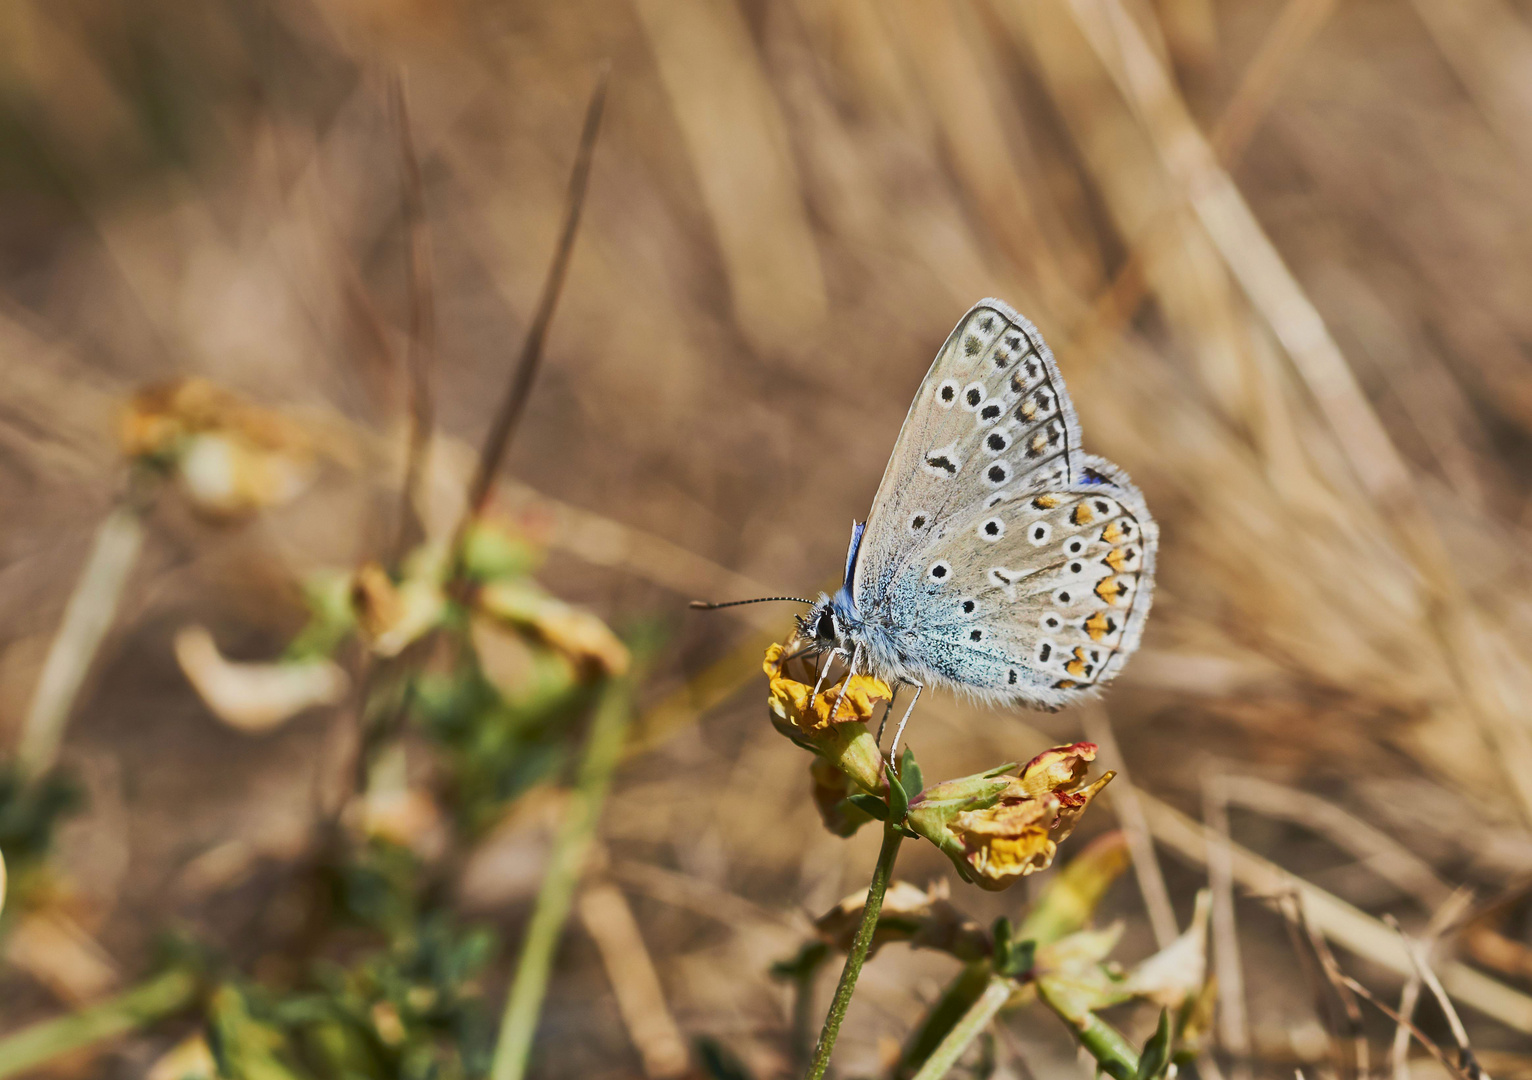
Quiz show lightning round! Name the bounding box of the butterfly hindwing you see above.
[878,457,1156,707]
[854,299,1082,609]
[851,299,1156,708]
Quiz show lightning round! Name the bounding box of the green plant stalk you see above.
[0,969,198,1078]
[805,817,905,1080]
[892,962,995,1080]
[1072,1013,1141,1080]
[789,968,819,1074]
[1037,980,1141,1080]
[19,494,151,777]
[490,673,634,1080]
[907,975,1013,1080]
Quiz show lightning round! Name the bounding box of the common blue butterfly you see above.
[700,299,1157,753]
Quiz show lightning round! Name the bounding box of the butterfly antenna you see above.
[688,596,812,611]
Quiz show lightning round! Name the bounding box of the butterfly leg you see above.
[808,647,848,711]
[888,680,924,764]
[823,643,863,725]
[875,683,901,745]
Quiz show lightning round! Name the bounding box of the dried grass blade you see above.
[462,65,609,525]
[1203,773,1253,1080]
[1140,792,1532,1032]
[578,882,690,1079]
[388,70,437,562]
[1082,707,1179,949]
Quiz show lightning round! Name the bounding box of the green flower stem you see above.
[0,969,198,1078]
[490,672,634,1080]
[19,488,153,778]
[805,817,905,1080]
[907,975,1014,1080]
[1072,1013,1141,1080]
[1037,981,1141,1080]
[895,964,1002,1080]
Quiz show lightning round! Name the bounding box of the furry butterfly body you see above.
[801,299,1158,717]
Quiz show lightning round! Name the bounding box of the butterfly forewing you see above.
[852,300,1157,708]
[854,300,1082,609]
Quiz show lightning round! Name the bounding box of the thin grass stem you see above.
[0,969,198,1078]
[19,482,154,777]
[804,816,905,1080]
[490,671,635,1080]
[907,975,1013,1080]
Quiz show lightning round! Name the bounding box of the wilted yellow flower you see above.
[946,743,1114,890]
[174,625,349,732]
[121,378,315,515]
[764,643,888,793]
[351,562,446,658]
[478,579,629,677]
[814,879,989,961]
[764,642,891,731]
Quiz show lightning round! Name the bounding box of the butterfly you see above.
[697,299,1157,754]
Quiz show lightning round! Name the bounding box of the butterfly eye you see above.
[817,609,837,640]
[979,518,1005,541]
[1028,522,1052,546]
[928,561,951,582]
[936,379,960,407]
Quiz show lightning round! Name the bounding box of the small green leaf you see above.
[885,762,909,821]
[991,918,1035,978]
[899,746,924,796]
[1136,1009,1173,1080]
[769,941,830,983]
[848,793,890,820]
[694,1035,756,1080]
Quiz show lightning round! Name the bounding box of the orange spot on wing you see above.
[1084,611,1117,641]
[1100,521,1125,544]
[1032,494,1059,510]
[1104,546,1136,571]
[1070,503,1095,526]
[1095,576,1129,605]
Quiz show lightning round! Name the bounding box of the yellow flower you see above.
[946,743,1114,890]
[763,642,891,731]
[351,562,446,658]
[477,579,629,678]
[763,643,888,793]
[121,378,316,515]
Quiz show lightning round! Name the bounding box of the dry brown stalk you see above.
[1219,775,1455,909]
[1292,895,1371,1080]
[1064,0,1532,827]
[578,882,691,1080]
[388,70,438,563]
[1139,790,1532,1032]
[1082,706,1179,949]
[1203,773,1253,1080]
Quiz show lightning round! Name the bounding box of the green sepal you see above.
[898,746,923,798]
[1136,1009,1173,1080]
[885,762,909,821]
[848,793,890,821]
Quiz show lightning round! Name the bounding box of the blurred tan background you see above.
[6,0,1532,1076]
